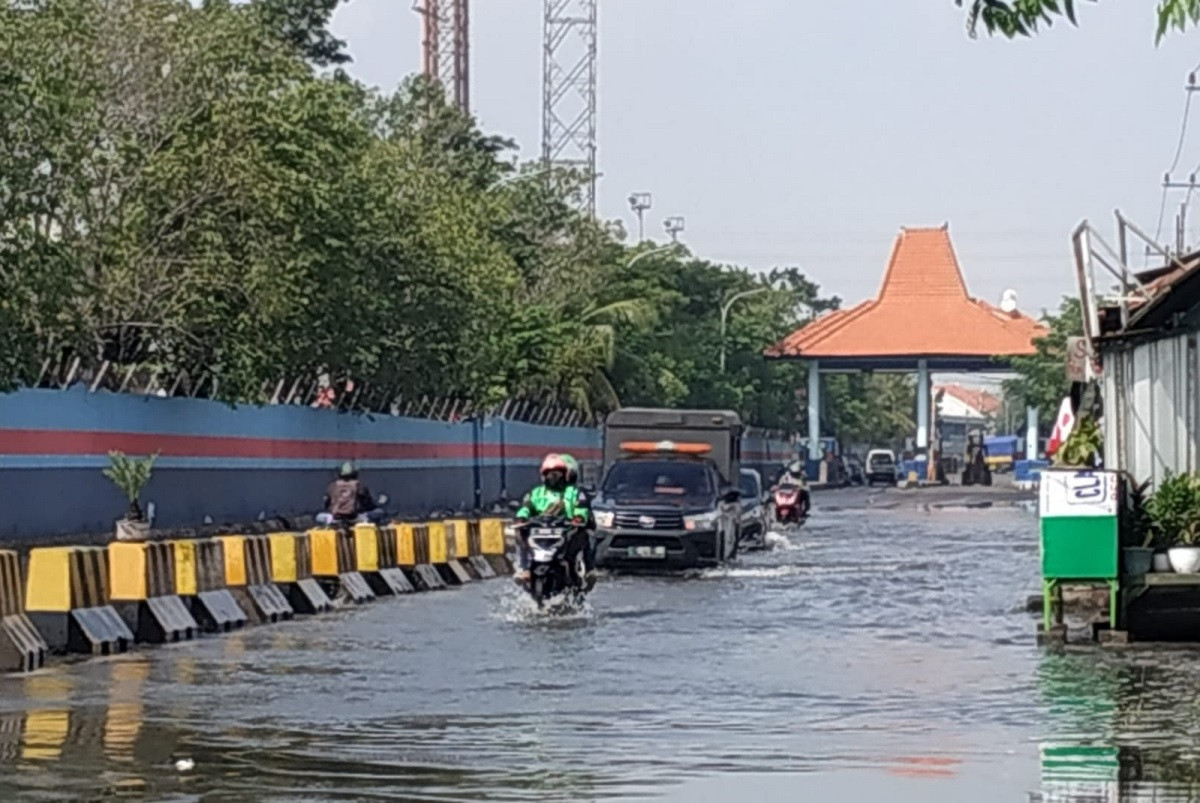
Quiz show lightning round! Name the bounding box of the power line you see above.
[1150,63,1200,263]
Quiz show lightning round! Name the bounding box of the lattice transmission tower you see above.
[542,0,598,214]
[418,0,470,112]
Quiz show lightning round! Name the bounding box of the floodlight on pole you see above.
[628,192,652,242]
[664,216,685,242]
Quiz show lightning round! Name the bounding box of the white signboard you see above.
[1066,336,1101,383]
[1039,469,1118,518]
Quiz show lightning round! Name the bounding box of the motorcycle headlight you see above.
[683,512,718,531]
[594,511,615,528]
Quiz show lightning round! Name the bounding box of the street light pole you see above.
[628,192,652,241]
[487,166,555,193]
[626,242,682,270]
[720,287,769,373]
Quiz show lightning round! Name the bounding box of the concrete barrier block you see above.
[107,542,198,644]
[307,528,375,604]
[445,520,481,580]
[428,523,471,586]
[405,525,447,591]
[216,535,294,625]
[479,518,513,575]
[469,555,497,579]
[171,539,248,633]
[354,523,412,595]
[267,533,332,615]
[0,550,47,673]
[25,547,132,656]
[369,527,416,595]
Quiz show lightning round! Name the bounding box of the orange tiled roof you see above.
[766,225,1047,359]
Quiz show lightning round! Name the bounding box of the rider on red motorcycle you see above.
[774,461,811,519]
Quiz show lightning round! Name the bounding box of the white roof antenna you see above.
[999,289,1018,314]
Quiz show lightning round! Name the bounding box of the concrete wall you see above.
[0,389,792,542]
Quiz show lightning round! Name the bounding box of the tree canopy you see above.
[956,0,1200,41]
[0,0,917,447]
[1002,297,1083,428]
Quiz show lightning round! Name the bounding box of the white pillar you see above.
[1026,405,1039,460]
[808,361,821,461]
[916,359,929,450]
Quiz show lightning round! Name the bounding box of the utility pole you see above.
[628,192,651,241]
[542,0,599,214]
[418,0,469,112]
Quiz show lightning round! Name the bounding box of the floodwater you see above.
[1,489,1198,801]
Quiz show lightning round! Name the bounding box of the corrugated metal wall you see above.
[1103,332,1198,487]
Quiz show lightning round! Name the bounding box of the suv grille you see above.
[613,511,684,530]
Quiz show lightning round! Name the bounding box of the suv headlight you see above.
[594,511,615,528]
[683,512,718,531]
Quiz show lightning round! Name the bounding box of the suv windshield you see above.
[738,472,759,500]
[602,460,713,502]
[869,454,895,469]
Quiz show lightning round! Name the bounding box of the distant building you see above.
[935,383,1001,456]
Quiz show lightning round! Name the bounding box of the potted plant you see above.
[1120,475,1155,576]
[102,450,159,542]
[1146,472,1200,574]
[1053,415,1103,468]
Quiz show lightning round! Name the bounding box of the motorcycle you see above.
[771,484,809,526]
[315,494,390,531]
[514,514,591,609]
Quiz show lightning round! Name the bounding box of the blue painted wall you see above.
[0,389,791,542]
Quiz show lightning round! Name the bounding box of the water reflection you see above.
[1032,653,1200,802]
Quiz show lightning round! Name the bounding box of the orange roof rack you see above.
[619,440,713,455]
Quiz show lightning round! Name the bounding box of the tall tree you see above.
[956,0,1200,41]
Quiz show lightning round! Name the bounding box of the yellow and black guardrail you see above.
[24,546,133,656]
[268,532,333,614]
[309,526,376,604]
[0,550,47,672]
[108,541,198,644]
[0,516,512,674]
[172,538,248,632]
[215,535,294,625]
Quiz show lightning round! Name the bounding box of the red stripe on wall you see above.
[0,429,602,461]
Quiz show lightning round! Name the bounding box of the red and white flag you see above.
[1046,397,1076,456]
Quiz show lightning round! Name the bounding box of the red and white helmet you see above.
[540,453,568,476]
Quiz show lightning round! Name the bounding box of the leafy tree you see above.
[0,0,919,439]
[252,0,350,67]
[1002,297,1083,428]
[956,0,1200,42]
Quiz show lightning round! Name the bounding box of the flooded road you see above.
[1,489,1196,801]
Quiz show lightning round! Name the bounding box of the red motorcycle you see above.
[771,483,809,525]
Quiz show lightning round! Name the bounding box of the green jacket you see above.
[516,484,589,520]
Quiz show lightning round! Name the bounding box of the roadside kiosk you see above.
[1039,468,1119,638]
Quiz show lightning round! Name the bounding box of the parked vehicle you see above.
[514,514,591,609]
[841,454,866,486]
[592,408,743,572]
[738,468,768,550]
[984,435,1020,473]
[865,450,898,486]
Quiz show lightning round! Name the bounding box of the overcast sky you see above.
[330,0,1200,319]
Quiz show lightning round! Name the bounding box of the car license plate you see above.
[627,546,666,559]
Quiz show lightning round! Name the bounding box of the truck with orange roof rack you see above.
[590,408,743,572]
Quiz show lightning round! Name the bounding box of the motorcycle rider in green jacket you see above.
[514,453,596,590]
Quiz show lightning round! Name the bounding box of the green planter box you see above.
[1038,469,1119,631]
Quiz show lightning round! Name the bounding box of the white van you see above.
[865,449,898,487]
